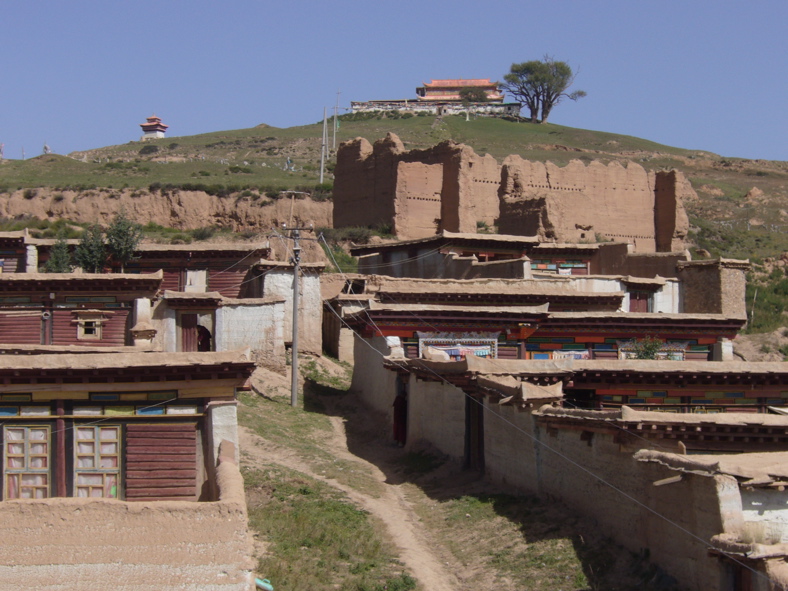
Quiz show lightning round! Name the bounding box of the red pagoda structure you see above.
[139,114,168,140]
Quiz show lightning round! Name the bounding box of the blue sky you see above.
[1,1,786,161]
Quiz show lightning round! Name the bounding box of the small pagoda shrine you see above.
[139,114,169,140]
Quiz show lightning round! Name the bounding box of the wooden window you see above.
[185,269,208,293]
[76,312,105,340]
[3,425,50,499]
[74,425,121,498]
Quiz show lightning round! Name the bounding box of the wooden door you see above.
[180,313,198,352]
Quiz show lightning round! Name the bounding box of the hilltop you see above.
[0,115,784,226]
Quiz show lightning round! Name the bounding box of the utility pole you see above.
[332,90,341,151]
[320,107,327,184]
[282,223,312,407]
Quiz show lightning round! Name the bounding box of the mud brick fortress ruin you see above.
[334,132,692,252]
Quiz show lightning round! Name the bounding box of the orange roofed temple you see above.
[415,79,504,102]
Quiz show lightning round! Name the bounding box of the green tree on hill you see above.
[501,56,586,123]
[74,225,107,273]
[44,233,73,273]
[106,210,142,272]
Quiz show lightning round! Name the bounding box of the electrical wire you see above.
[318,241,773,584]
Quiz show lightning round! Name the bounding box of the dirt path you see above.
[239,413,464,591]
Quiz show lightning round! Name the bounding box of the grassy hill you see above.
[1,114,784,204]
[1,113,788,333]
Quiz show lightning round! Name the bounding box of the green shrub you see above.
[23,188,37,200]
[228,165,252,174]
[190,226,216,241]
[311,182,333,202]
[139,145,159,156]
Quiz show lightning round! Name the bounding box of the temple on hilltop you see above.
[415,78,504,102]
[139,114,168,140]
[350,78,520,117]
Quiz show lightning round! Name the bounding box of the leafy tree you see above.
[501,56,586,123]
[74,225,107,273]
[106,210,142,272]
[631,336,663,360]
[458,87,489,104]
[44,233,73,273]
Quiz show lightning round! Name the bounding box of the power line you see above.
[318,239,772,584]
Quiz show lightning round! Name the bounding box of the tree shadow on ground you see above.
[302,381,682,591]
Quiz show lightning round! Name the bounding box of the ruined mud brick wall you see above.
[333,133,500,240]
[654,169,694,252]
[333,135,401,230]
[334,135,692,250]
[498,157,690,252]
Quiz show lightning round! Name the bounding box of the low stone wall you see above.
[484,401,751,589]
[0,443,254,591]
[399,374,750,589]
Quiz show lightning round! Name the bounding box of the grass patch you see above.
[414,492,679,591]
[302,358,353,396]
[238,362,380,495]
[244,466,412,591]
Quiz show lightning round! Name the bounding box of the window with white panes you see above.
[3,425,50,499]
[74,425,121,498]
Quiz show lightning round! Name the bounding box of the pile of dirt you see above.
[733,330,788,362]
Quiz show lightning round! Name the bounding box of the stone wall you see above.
[678,260,749,319]
[395,375,746,589]
[0,452,253,590]
[334,136,694,252]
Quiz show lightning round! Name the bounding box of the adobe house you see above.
[333,134,692,249]
[124,242,270,296]
[350,231,690,280]
[0,350,255,588]
[325,249,748,367]
[151,260,325,356]
[381,355,788,590]
[8,236,325,358]
[0,271,162,348]
[343,297,753,414]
